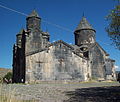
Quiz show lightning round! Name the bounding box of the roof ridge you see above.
[95,42,109,56]
[49,40,74,50]
[26,40,88,59]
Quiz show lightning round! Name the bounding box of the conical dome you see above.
[27,10,40,18]
[74,17,95,33]
[74,17,96,46]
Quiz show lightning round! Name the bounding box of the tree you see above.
[106,0,120,50]
[3,72,12,84]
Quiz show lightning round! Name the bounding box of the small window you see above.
[83,51,89,58]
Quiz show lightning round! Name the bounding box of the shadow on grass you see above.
[64,86,120,102]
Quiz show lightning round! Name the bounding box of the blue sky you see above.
[0,0,120,70]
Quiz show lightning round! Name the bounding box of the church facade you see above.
[12,10,116,83]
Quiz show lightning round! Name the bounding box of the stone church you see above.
[12,10,116,83]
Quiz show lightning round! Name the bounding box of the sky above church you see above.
[0,0,120,70]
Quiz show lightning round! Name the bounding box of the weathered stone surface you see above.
[26,41,90,82]
[12,10,116,83]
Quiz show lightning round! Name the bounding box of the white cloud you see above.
[52,40,56,42]
[115,65,119,69]
[115,65,120,71]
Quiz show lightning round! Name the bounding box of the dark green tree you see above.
[106,0,120,50]
[3,72,12,84]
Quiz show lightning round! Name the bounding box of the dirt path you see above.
[1,82,120,102]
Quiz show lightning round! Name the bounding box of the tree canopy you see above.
[106,1,120,50]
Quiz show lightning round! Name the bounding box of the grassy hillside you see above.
[0,68,12,78]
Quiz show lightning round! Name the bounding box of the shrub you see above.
[3,72,12,84]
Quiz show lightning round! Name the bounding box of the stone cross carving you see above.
[36,61,45,67]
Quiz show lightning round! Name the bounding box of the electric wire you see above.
[0,3,112,46]
[0,4,28,16]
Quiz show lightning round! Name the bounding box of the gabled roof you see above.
[48,40,74,50]
[95,42,109,56]
[25,40,74,56]
[26,40,88,60]
[74,17,95,33]
[27,10,40,18]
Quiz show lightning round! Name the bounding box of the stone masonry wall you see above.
[25,42,90,83]
[89,44,106,79]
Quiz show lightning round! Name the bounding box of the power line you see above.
[0,4,27,16]
[42,20,73,32]
[0,3,73,32]
[0,3,112,46]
